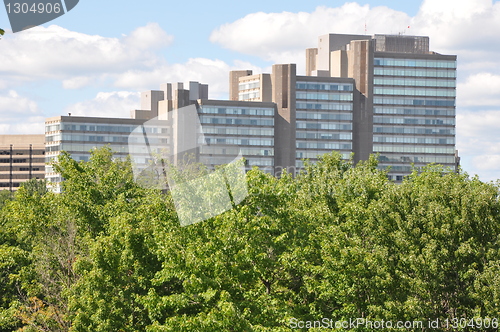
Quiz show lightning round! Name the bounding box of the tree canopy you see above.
[1,147,500,331]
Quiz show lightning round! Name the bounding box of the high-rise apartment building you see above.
[45,33,458,184]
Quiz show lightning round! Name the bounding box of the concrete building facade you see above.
[45,33,457,184]
[305,34,457,179]
[0,135,45,191]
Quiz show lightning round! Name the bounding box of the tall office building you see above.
[231,64,356,173]
[131,81,277,171]
[46,33,457,184]
[45,116,167,188]
[45,82,278,190]
[0,135,45,191]
[304,33,458,180]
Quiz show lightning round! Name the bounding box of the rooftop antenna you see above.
[364,20,367,35]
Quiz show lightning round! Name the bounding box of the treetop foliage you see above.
[1,146,499,331]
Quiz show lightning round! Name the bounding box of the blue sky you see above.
[1,0,500,181]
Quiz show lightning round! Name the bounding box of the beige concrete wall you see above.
[229,70,252,101]
[0,134,46,190]
[0,135,44,147]
[330,50,348,78]
[271,64,296,175]
[347,39,374,164]
[305,48,318,76]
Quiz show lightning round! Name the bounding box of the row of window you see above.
[373,144,455,154]
[373,135,455,145]
[200,155,273,166]
[58,134,139,144]
[373,77,456,88]
[374,68,456,78]
[45,124,60,132]
[45,175,62,183]
[296,151,351,160]
[374,87,456,97]
[0,183,21,188]
[296,122,352,130]
[202,127,274,136]
[296,92,353,101]
[0,150,45,156]
[128,146,170,155]
[199,116,274,126]
[387,175,405,181]
[45,135,60,142]
[0,174,42,180]
[382,165,456,174]
[374,107,455,116]
[58,143,129,154]
[200,107,274,116]
[296,112,353,121]
[60,123,155,133]
[238,81,260,91]
[0,166,43,172]
[373,116,455,125]
[374,126,454,135]
[204,138,273,146]
[200,146,274,156]
[296,102,353,111]
[296,142,352,150]
[239,92,260,100]
[382,165,412,173]
[45,127,167,143]
[296,82,353,91]
[0,158,45,164]
[296,132,352,140]
[249,158,274,166]
[374,58,456,68]
[53,134,169,146]
[378,154,456,164]
[373,97,455,107]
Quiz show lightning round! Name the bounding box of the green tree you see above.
[52,147,144,237]
[1,147,147,331]
[0,190,13,210]
[2,147,500,331]
[20,179,48,197]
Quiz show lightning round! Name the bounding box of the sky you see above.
[1,0,500,182]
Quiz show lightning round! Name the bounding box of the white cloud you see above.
[123,22,173,50]
[0,23,173,88]
[209,0,500,75]
[0,90,39,115]
[456,109,500,181]
[114,59,268,99]
[0,90,45,134]
[457,73,500,107]
[472,155,500,171]
[210,3,412,65]
[64,91,140,118]
[415,0,500,51]
[62,76,94,90]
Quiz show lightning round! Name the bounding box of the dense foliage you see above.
[1,147,500,331]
